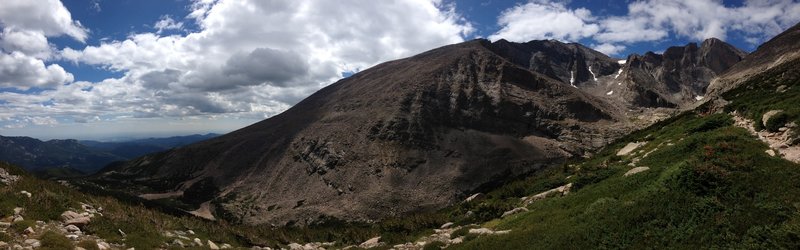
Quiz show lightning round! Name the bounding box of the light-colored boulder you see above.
[766,149,776,156]
[624,167,650,177]
[359,236,383,249]
[208,240,220,249]
[65,224,81,233]
[617,142,646,156]
[66,234,80,241]
[24,239,40,248]
[522,183,573,205]
[501,207,529,218]
[13,207,23,215]
[193,238,203,246]
[220,243,232,249]
[23,227,35,235]
[61,211,91,226]
[171,239,185,247]
[97,242,111,250]
[463,193,485,203]
[19,191,31,198]
[440,222,454,229]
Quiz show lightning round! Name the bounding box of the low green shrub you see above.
[39,230,73,250]
[0,231,11,242]
[11,219,35,233]
[423,241,446,250]
[77,239,100,250]
[766,112,790,132]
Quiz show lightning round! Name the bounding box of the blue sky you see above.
[0,0,798,140]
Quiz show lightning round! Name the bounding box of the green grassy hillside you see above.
[445,58,800,249]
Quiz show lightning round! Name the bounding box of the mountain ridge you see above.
[87,35,755,226]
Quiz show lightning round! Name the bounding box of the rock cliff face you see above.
[92,39,633,225]
[591,38,746,108]
[487,39,621,88]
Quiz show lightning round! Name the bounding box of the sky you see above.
[0,0,799,140]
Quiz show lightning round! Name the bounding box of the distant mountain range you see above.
[0,133,219,176]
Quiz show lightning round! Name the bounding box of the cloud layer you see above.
[491,0,800,55]
[0,0,473,136]
[1,0,800,139]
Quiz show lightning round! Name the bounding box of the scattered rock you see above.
[521,183,573,205]
[193,238,203,247]
[163,231,175,238]
[208,240,220,249]
[359,236,384,249]
[468,228,510,235]
[13,207,23,215]
[97,241,111,250]
[12,215,23,222]
[766,149,777,156]
[617,142,646,156]
[440,222,454,229]
[66,234,80,241]
[118,229,127,237]
[61,211,91,227]
[624,166,650,177]
[501,207,529,218]
[0,222,10,227]
[171,239,185,247]
[65,224,81,233]
[75,247,86,250]
[24,239,40,248]
[19,191,31,198]
[0,241,6,248]
[463,193,485,203]
[23,227,35,235]
[187,230,195,235]
[221,243,232,249]
[0,168,20,185]
[450,237,463,244]
[287,243,304,250]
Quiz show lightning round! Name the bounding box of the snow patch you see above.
[695,95,704,101]
[606,90,614,95]
[617,60,627,65]
[588,66,598,82]
[614,68,623,79]
[569,71,577,88]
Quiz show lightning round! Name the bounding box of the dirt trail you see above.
[732,113,800,163]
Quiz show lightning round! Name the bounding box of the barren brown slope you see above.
[91,39,633,225]
[708,21,800,95]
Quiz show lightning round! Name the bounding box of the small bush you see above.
[766,112,790,132]
[0,231,12,242]
[451,227,471,239]
[11,219,35,233]
[77,239,100,250]
[39,230,73,250]
[690,114,733,133]
[423,241,446,250]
